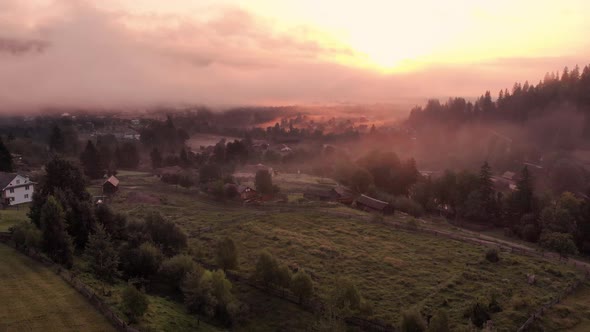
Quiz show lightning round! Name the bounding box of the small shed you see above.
[237,185,257,201]
[331,186,355,204]
[103,176,119,195]
[354,194,394,215]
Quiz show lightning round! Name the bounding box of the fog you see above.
[1,1,589,112]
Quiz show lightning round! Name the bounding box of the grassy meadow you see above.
[0,243,115,332]
[107,170,585,330]
[0,206,29,231]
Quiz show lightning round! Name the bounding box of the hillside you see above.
[103,171,585,330]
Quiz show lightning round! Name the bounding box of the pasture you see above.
[0,244,115,332]
[108,170,585,330]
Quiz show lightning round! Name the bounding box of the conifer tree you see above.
[0,137,13,172]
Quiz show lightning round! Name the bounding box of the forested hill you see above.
[407,64,590,131]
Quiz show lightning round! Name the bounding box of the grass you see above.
[537,281,590,331]
[0,243,116,332]
[109,171,585,330]
[75,270,221,332]
[0,205,30,231]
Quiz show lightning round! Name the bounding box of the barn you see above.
[102,175,119,195]
[354,194,395,215]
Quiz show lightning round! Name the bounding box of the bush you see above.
[216,237,238,271]
[539,232,579,258]
[400,308,427,332]
[468,301,490,328]
[121,285,149,323]
[10,223,41,250]
[291,270,314,304]
[427,310,449,332]
[485,249,500,263]
[333,278,362,312]
[254,251,279,286]
[182,269,234,319]
[394,196,425,217]
[159,254,199,289]
[144,212,187,256]
[121,242,164,278]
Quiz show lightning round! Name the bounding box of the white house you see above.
[0,173,35,206]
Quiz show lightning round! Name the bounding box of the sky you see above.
[0,0,589,111]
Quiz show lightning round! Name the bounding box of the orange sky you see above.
[0,0,589,110]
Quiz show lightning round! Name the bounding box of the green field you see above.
[0,206,29,231]
[108,171,585,330]
[0,244,115,332]
[537,282,590,331]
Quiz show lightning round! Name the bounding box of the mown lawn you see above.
[0,244,115,332]
[109,172,585,331]
[0,205,29,231]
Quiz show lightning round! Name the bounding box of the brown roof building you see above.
[354,194,394,215]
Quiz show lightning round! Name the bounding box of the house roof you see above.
[332,186,353,198]
[355,194,390,211]
[104,175,119,187]
[0,172,16,189]
[304,189,334,199]
[237,185,255,194]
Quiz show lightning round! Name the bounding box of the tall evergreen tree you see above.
[49,125,65,153]
[29,157,89,227]
[479,161,498,222]
[80,140,103,179]
[150,147,163,169]
[40,196,74,267]
[84,224,119,282]
[0,137,13,172]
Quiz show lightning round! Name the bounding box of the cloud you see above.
[0,0,587,112]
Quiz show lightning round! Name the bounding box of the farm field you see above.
[0,244,115,332]
[109,171,586,330]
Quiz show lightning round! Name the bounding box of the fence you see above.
[0,233,139,332]
[516,279,585,332]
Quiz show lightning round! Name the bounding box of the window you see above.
[9,188,14,194]
[24,194,29,199]
[25,185,29,191]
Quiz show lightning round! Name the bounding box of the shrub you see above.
[291,270,314,304]
[121,242,164,278]
[121,285,149,323]
[539,232,579,258]
[333,278,362,312]
[159,254,199,289]
[254,251,279,286]
[485,249,500,263]
[400,308,427,332]
[10,223,41,250]
[406,218,419,230]
[144,212,187,256]
[468,300,490,328]
[216,237,238,271]
[427,310,449,332]
[276,264,292,290]
[182,269,234,319]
